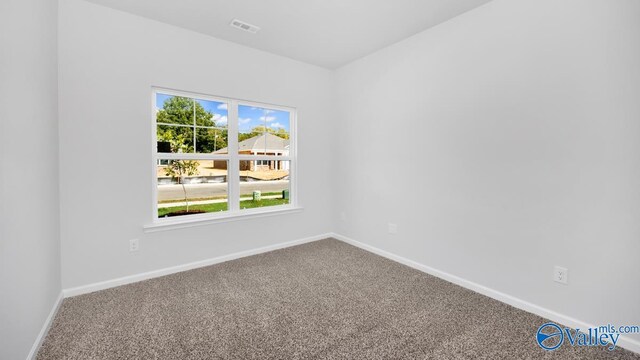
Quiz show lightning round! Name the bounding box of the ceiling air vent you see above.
[230,19,260,34]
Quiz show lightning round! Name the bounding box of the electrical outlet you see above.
[388,223,398,234]
[553,266,568,285]
[129,238,139,252]
[340,211,347,222]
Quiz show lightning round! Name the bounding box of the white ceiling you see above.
[84,0,492,69]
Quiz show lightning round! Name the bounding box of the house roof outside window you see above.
[213,132,289,155]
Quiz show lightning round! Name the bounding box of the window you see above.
[152,88,296,224]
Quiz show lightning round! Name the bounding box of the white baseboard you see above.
[63,233,332,298]
[330,232,640,355]
[27,291,63,360]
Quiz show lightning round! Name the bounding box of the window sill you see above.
[143,205,304,233]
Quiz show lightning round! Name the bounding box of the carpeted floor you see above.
[38,238,638,359]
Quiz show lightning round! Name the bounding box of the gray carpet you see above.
[38,238,638,359]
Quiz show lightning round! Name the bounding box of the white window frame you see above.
[144,87,300,232]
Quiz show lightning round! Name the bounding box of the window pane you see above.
[196,127,228,153]
[237,105,290,156]
[157,125,193,153]
[155,94,197,126]
[194,98,228,128]
[194,98,228,153]
[239,160,290,210]
[156,93,229,154]
[157,159,229,218]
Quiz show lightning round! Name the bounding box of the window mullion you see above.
[157,153,230,160]
[227,100,240,212]
[192,98,197,153]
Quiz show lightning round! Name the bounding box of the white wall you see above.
[58,0,335,289]
[0,0,62,358]
[335,0,640,342]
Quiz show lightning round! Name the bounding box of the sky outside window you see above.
[238,105,290,134]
